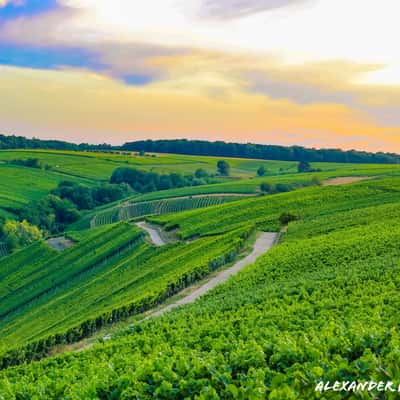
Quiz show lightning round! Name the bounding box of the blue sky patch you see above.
[0,44,105,71]
[121,74,153,86]
[0,0,58,21]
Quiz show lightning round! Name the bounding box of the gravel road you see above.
[136,221,166,246]
[145,231,278,319]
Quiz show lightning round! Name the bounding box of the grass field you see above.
[1,175,400,398]
[0,148,399,220]
[0,164,91,216]
[0,149,300,180]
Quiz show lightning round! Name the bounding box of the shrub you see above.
[279,212,299,225]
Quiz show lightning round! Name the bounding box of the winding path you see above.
[135,221,166,246]
[69,231,278,352]
[144,231,278,319]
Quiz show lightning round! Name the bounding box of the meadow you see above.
[1,175,400,398]
[1,148,399,219]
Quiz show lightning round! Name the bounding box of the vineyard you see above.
[151,177,400,239]
[1,176,400,398]
[2,145,400,399]
[0,220,254,367]
[0,243,8,258]
[90,195,247,227]
[1,147,399,220]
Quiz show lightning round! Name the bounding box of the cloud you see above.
[0,0,23,7]
[200,0,312,18]
[2,64,400,152]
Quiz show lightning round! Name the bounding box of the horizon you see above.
[1,1,400,152]
[4,134,400,159]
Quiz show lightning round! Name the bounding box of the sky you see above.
[1,0,400,152]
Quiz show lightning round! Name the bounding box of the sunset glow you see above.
[1,0,400,151]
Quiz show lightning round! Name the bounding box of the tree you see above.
[21,195,80,234]
[276,183,292,193]
[195,168,208,179]
[257,166,267,177]
[217,160,230,176]
[3,220,43,251]
[298,161,312,173]
[260,182,274,193]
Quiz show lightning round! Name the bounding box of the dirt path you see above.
[145,231,278,319]
[322,176,372,186]
[136,221,166,246]
[56,231,278,354]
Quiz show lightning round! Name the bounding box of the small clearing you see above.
[46,237,75,251]
[322,176,372,186]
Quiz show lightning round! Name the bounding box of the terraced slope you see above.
[151,177,400,238]
[0,221,254,366]
[1,178,400,398]
[0,243,8,258]
[90,195,249,228]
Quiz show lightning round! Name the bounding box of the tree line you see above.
[122,139,400,164]
[1,134,399,164]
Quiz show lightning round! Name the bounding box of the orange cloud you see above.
[1,65,400,152]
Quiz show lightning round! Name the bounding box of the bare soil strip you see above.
[322,176,372,186]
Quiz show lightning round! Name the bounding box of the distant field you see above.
[1,149,398,181]
[0,164,90,216]
[0,148,399,220]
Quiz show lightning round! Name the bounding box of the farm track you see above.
[144,231,278,319]
[70,231,278,353]
[135,221,166,246]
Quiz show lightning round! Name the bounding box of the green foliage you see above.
[195,168,209,179]
[20,194,80,234]
[2,211,400,398]
[257,165,267,176]
[217,160,230,176]
[8,158,50,170]
[279,212,298,225]
[90,195,246,228]
[260,182,274,193]
[110,167,200,193]
[2,220,42,251]
[297,161,321,173]
[125,138,400,164]
[154,177,400,240]
[52,181,132,210]
[298,160,312,172]
[0,223,253,365]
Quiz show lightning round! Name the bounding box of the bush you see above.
[3,220,43,251]
[279,212,299,225]
[110,167,200,193]
[9,158,49,169]
[195,168,209,179]
[260,182,275,193]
